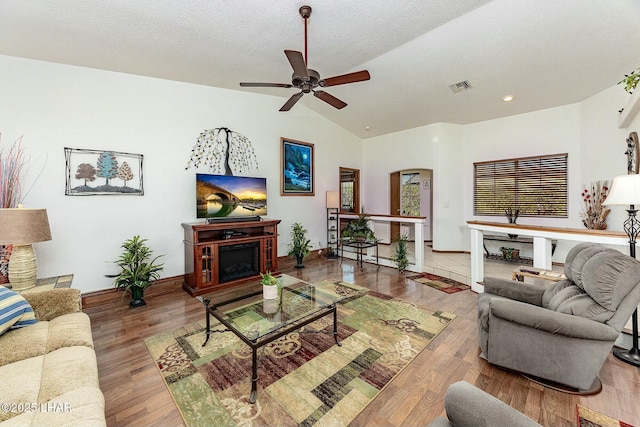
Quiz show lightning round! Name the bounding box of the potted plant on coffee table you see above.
[260,271,280,300]
[109,235,164,308]
[287,222,312,268]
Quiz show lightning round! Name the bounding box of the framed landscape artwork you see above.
[65,147,144,196]
[281,138,314,196]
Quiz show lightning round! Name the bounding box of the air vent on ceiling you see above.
[448,80,473,93]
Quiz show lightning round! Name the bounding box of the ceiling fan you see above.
[240,5,370,111]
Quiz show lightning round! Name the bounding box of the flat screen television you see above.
[196,173,267,220]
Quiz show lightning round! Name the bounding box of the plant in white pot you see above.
[260,271,280,300]
[108,235,164,308]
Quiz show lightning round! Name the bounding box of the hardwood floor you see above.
[85,257,640,427]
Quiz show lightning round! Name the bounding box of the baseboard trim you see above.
[81,276,184,309]
[82,254,309,308]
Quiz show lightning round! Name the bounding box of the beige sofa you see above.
[0,287,105,427]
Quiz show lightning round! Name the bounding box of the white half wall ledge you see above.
[467,221,630,293]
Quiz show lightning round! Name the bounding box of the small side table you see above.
[512,267,565,284]
[340,240,380,270]
[15,274,74,293]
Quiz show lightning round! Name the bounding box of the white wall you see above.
[0,55,362,292]
[361,85,634,261]
[580,86,635,233]
[362,123,464,250]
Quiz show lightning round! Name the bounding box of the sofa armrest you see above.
[21,288,82,321]
[442,381,541,427]
[483,276,545,306]
[490,299,619,341]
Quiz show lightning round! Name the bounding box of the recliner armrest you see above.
[483,276,545,306]
[490,299,619,341]
[442,381,542,427]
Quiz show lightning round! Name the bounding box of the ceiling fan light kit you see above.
[240,5,370,111]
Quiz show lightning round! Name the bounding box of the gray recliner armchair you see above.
[427,381,542,427]
[478,242,640,392]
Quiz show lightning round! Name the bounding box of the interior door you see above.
[390,171,400,241]
[339,167,360,213]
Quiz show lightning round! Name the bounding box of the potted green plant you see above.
[500,247,520,261]
[287,222,312,268]
[391,233,410,273]
[342,212,376,242]
[619,67,640,94]
[109,235,164,308]
[260,271,280,300]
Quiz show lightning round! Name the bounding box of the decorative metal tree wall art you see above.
[65,148,144,195]
[185,127,258,176]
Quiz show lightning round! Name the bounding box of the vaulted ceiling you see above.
[2,0,640,138]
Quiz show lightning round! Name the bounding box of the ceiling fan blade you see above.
[320,70,370,87]
[284,50,309,79]
[279,92,304,111]
[240,82,293,88]
[313,90,347,109]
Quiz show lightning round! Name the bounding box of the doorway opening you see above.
[389,169,433,242]
[340,167,360,213]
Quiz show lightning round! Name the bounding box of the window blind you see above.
[474,153,568,217]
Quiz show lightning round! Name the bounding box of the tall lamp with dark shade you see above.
[603,174,640,366]
[0,208,52,291]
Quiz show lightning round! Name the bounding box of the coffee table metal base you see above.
[201,298,341,403]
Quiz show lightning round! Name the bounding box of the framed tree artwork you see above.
[281,138,314,196]
[65,147,144,196]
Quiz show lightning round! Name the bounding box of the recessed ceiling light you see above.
[365,126,371,131]
[503,95,514,102]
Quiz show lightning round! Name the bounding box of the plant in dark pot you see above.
[342,212,376,242]
[287,222,312,268]
[109,235,164,308]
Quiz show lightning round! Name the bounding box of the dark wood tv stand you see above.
[182,218,281,296]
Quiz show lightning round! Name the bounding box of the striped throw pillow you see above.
[0,286,38,335]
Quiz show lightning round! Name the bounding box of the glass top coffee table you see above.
[197,274,365,403]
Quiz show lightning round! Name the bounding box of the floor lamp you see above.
[326,191,340,259]
[0,208,52,291]
[603,174,640,366]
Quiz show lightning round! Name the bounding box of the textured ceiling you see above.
[2,0,640,138]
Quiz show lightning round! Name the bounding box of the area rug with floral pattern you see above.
[144,280,455,427]
[577,404,634,427]
[407,272,471,293]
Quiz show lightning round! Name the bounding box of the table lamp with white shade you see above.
[602,174,640,366]
[0,208,52,291]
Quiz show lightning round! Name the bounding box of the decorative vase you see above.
[263,284,278,300]
[295,254,305,269]
[130,286,146,308]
